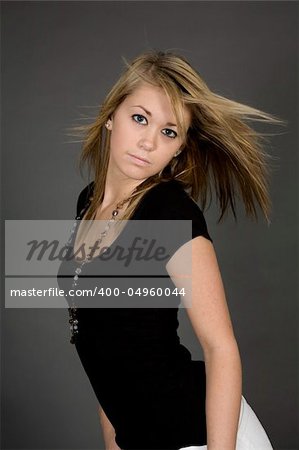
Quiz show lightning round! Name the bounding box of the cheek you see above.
[157,152,177,167]
[109,130,124,153]
[110,121,135,149]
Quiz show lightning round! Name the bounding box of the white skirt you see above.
[179,395,273,450]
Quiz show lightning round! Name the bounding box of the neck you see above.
[101,174,147,210]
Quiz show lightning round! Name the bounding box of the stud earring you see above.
[105,121,111,129]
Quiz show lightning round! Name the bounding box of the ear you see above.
[109,114,115,129]
[105,117,113,130]
[174,149,182,158]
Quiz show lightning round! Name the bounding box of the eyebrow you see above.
[131,105,177,127]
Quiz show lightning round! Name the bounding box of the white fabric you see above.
[179,395,273,450]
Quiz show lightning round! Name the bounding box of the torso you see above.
[56,179,212,448]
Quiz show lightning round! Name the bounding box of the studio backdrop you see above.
[2,2,298,450]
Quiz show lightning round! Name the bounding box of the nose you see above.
[138,129,157,152]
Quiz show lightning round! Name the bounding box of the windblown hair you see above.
[67,49,286,225]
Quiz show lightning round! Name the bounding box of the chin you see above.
[121,166,156,180]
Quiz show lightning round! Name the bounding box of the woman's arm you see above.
[98,406,121,450]
[166,237,242,450]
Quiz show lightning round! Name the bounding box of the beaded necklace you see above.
[66,189,137,344]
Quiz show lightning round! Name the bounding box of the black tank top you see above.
[57,179,213,449]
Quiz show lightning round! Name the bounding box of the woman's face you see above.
[107,82,191,183]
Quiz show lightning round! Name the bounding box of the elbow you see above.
[202,336,240,358]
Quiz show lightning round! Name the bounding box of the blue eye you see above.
[132,114,147,125]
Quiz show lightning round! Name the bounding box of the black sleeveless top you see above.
[57,179,213,450]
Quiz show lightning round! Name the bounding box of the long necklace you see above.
[67,189,137,344]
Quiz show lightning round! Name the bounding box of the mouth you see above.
[128,153,151,165]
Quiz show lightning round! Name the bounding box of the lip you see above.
[128,153,151,165]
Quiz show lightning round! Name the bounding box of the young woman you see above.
[57,49,284,449]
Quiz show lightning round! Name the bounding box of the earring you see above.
[174,150,181,158]
[105,121,111,129]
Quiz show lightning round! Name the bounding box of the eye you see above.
[131,114,177,139]
[162,129,177,139]
[132,114,147,125]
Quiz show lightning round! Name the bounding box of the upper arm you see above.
[166,236,236,352]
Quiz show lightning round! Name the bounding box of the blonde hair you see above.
[66,49,287,225]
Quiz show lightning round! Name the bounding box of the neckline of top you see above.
[79,179,183,219]
[72,179,183,266]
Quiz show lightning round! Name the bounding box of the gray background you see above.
[2,1,298,449]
